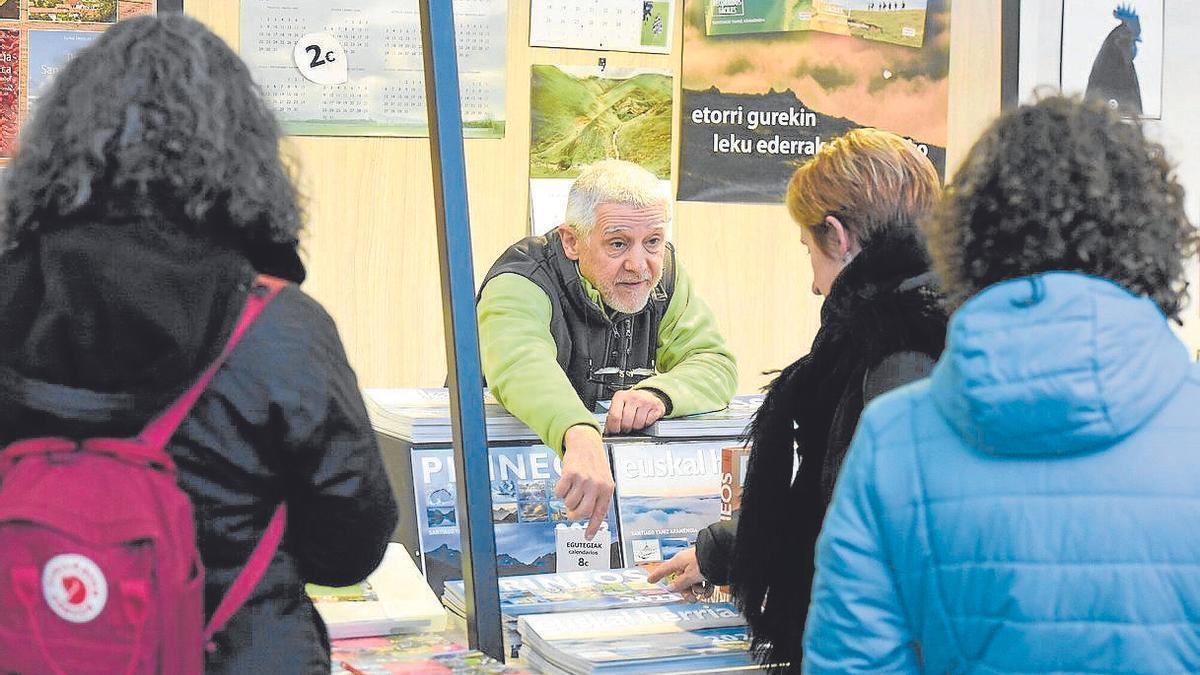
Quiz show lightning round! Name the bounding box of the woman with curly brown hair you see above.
[0,15,397,673]
[803,95,1200,673]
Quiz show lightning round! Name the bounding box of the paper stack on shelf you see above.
[366,388,761,444]
[331,631,531,674]
[364,388,547,444]
[307,543,447,640]
[442,568,684,658]
[643,394,764,439]
[517,602,757,674]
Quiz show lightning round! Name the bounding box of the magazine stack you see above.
[329,632,529,674]
[365,387,595,444]
[643,394,764,438]
[307,543,447,639]
[364,388,762,444]
[441,568,684,658]
[517,602,757,674]
[307,544,528,674]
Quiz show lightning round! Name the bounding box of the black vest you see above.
[480,229,676,412]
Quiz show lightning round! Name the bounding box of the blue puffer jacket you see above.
[803,273,1200,674]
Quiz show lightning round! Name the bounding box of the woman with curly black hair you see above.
[803,96,1200,673]
[0,15,397,673]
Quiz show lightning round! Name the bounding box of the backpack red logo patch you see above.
[42,553,107,623]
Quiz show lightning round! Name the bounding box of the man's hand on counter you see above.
[605,389,667,434]
[555,424,616,540]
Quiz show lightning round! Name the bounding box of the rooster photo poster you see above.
[1060,0,1163,119]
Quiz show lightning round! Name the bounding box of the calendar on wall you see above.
[530,0,674,54]
[240,0,507,138]
[0,0,155,163]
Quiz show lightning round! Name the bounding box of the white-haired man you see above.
[478,160,737,538]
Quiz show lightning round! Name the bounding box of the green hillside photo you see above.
[530,65,673,179]
[848,8,926,48]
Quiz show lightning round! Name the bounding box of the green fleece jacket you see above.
[478,263,737,455]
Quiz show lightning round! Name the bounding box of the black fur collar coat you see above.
[730,224,948,670]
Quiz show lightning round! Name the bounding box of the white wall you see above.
[1018,0,1200,353]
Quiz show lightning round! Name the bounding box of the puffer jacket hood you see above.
[929,272,1190,457]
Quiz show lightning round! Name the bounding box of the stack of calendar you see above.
[363,388,542,443]
[517,602,759,674]
[442,568,683,659]
[643,394,764,438]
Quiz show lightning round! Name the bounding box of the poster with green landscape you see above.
[529,65,673,234]
[29,0,116,23]
[706,0,926,49]
[707,0,813,35]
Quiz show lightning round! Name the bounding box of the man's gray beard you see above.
[605,293,651,314]
[595,268,662,314]
[600,280,657,314]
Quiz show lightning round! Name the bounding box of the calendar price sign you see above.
[292,32,347,85]
[555,522,611,572]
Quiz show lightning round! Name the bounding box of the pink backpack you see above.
[0,275,288,674]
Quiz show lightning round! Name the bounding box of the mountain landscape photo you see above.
[530,65,673,179]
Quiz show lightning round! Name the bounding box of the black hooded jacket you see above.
[726,225,948,670]
[0,221,399,673]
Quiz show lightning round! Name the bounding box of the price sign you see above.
[292,32,347,85]
[555,522,611,572]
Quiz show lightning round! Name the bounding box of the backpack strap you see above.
[3,274,294,652]
[139,274,288,452]
[137,274,291,649]
[203,502,287,646]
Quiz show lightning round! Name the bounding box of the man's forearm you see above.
[635,353,737,417]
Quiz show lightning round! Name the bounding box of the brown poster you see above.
[678,0,950,203]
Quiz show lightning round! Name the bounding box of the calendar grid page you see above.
[530,0,674,54]
[240,0,507,138]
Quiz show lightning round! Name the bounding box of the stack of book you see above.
[441,568,684,658]
[364,388,545,444]
[331,632,529,674]
[517,601,757,674]
[310,544,528,674]
[307,543,447,639]
[364,388,764,444]
[643,394,764,439]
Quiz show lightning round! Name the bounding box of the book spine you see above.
[714,445,751,603]
[721,445,751,517]
[719,445,746,521]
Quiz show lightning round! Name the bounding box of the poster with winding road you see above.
[529,64,673,235]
